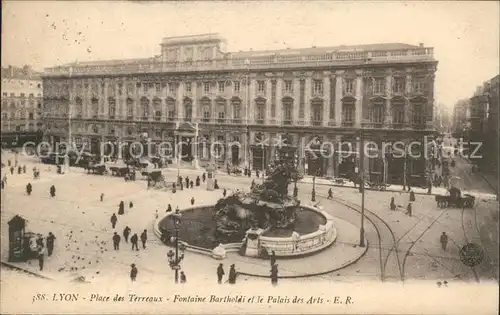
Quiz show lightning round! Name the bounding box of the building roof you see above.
[1,65,42,80]
[231,43,422,58]
[53,42,424,68]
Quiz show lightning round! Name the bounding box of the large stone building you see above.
[42,34,437,186]
[1,65,43,132]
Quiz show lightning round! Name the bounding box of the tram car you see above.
[435,187,475,208]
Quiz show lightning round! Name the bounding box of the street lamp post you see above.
[167,209,186,283]
[359,129,366,247]
[311,176,316,202]
[245,59,250,170]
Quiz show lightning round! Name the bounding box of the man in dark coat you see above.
[100,193,104,202]
[185,177,189,188]
[112,232,121,250]
[50,185,56,197]
[390,197,396,211]
[118,201,125,215]
[228,264,237,284]
[202,172,206,182]
[129,201,134,208]
[166,204,172,212]
[223,188,227,197]
[10,166,14,175]
[23,165,26,173]
[409,190,416,202]
[130,264,138,281]
[327,188,333,199]
[270,264,278,286]
[217,263,225,284]
[180,181,183,190]
[110,213,118,229]
[123,226,131,243]
[26,183,32,196]
[38,246,46,271]
[140,230,147,249]
[440,232,448,251]
[190,180,193,189]
[131,233,139,251]
[270,250,276,267]
[196,176,200,186]
[46,232,56,256]
[406,203,412,217]
[214,179,219,189]
[180,271,187,283]
[191,197,195,205]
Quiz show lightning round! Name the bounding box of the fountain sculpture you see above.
[213,161,302,243]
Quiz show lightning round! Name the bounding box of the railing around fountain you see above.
[258,206,337,257]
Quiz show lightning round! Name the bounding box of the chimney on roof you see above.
[419,43,424,48]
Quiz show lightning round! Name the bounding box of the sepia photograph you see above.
[1,1,498,314]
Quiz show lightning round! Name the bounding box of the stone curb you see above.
[236,240,369,279]
[0,261,54,280]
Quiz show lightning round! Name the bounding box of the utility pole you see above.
[359,129,365,247]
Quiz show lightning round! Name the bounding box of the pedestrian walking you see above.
[166,204,172,212]
[112,232,121,250]
[202,172,206,183]
[270,250,277,267]
[118,201,125,215]
[270,264,278,286]
[327,188,333,199]
[409,190,416,202]
[49,185,56,198]
[8,159,11,167]
[178,176,183,185]
[123,226,131,243]
[23,165,26,173]
[251,179,255,189]
[406,203,412,217]
[214,179,219,189]
[129,201,134,209]
[26,183,32,196]
[100,193,104,202]
[390,197,396,210]
[217,263,225,284]
[110,213,118,229]
[10,166,14,175]
[18,166,22,174]
[46,232,56,257]
[180,271,187,283]
[223,188,227,197]
[180,181,183,191]
[38,246,46,271]
[131,233,139,251]
[196,176,200,186]
[440,232,448,251]
[228,264,237,284]
[140,229,147,249]
[191,197,195,205]
[130,264,138,281]
[185,177,189,188]
[190,180,194,189]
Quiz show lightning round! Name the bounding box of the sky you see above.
[2,1,499,111]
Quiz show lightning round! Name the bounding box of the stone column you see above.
[176,82,183,120]
[335,71,343,126]
[355,70,363,128]
[385,71,393,127]
[191,81,198,122]
[276,78,282,124]
[304,76,312,125]
[85,82,91,118]
[249,78,256,124]
[404,73,412,125]
[102,80,109,118]
[133,81,139,119]
[323,73,330,127]
[293,78,300,123]
[265,79,272,124]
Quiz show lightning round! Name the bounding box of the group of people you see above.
[216,263,238,284]
[389,190,416,217]
[110,201,149,251]
[31,232,56,271]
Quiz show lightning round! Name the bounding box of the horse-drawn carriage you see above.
[109,165,129,177]
[86,163,107,175]
[435,187,475,208]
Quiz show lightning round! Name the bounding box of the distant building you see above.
[452,98,470,137]
[41,34,438,186]
[1,65,43,132]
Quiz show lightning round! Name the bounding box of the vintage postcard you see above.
[1,1,498,314]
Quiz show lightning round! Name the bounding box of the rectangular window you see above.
[234,81,240,93]
[257,81,265,94]
[372,105,384,123]
[271,80,276,117]
[185,82,192,93]
[218,112,225,119]
[233,105,240,119]
[373,78,384,94]
[284,80,293,93]
[394,78,405,94]
[284,104,292,121]
[204,83,210,94]
[413,81,424,93]
[2,92,7,96]
[169,83,176,94]
[127,84,134,94]
[345,79,354,94]
[10,93,15,97]
[29,93,34,98]
[218,81,225,93]
[143,84,148,93]
[313,80,323,94]
[257,104,265,121]
[127,106,133,116]
[203,109,210,119]
[20,93,25,98]
[28,112,34,120]
[168,110,174,118]
[155,83,161,93]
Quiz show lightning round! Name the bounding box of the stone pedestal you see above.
[244,227,265,257]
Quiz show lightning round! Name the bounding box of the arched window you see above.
[108,97,116,119]
[392,99,405,125]
[153,97,162,121]
[216,98,226,122]
[140,97,149,120]
[412,101,425,125]
[371,98,385,124]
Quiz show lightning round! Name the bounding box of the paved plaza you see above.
[1,151,498,286]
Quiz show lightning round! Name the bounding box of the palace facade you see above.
[42,34,438,186]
